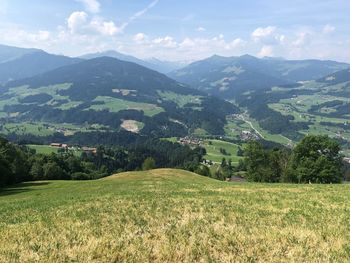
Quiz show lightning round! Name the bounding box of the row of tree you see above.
[241,135,344,183]
[0,137,205,187]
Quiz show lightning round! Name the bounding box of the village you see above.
[50,143,97,154]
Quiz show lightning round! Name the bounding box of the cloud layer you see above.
[0,1,349,62]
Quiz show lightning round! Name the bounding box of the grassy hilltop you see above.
[1,169,349,262]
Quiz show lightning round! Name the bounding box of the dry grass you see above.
[0,169,349,262]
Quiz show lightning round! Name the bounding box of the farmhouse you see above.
[178,136,202,147]
[343,157,350,164]
[240,130,259,141]
[50,143,62,148]
[82,147,97,154]
[50,143,69,149]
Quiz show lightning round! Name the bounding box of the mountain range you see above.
[169,54,350,98]
[80,50,186,74]
[1,43,350,142]
[1,56,238,137]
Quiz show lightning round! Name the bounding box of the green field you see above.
[157,91,202,108]
[27,145,60,154]
[203,139,242,163]
[0,122,56,136]
[0,122,111,137]
[0,169,349,262]
[89,96,164,117]
[26,145,83,156]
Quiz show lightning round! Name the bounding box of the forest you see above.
[0,136,206,186]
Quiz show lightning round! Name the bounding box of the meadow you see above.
[203,139,242,163]
[0,169,349,262]
[89,96,164,117]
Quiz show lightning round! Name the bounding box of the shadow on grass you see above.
[0,182,51,197]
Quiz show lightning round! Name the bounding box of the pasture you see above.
[1,169,349,262]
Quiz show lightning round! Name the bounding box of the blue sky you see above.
[0,0,349,62]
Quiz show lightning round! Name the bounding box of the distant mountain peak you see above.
[262,56,286,61]
[80,50,184,74]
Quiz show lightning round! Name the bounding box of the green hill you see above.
[0,57,238,139]
[0,168,349,262]
[0,44,40,63]
[169,54,349,98]
[0,46,81,84]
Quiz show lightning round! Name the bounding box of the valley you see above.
[1,1,350,262]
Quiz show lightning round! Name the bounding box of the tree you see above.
[142,157,156,171]
[288,135,343,183]
[244,141,269,182]
[43,162,65,180]
[243,141,288,182]
[30,161,44,180]
[195,165,211,177]
[237,147,244,157]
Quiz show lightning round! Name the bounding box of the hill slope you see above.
[0,44,40,63]
[246,66,350,147]
[1,57,238,137]
[169,55,349,98]
[318,67,350,85]
[0,51,82,83]
[0,168,349,262]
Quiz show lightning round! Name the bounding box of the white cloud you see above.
[67,11,89,34]
[67,11,120,36]
[172,35,247,59]
[75,0,100,13]
[36,30,51,41]
[153,36,177,48]
[323,24,335,34]
[179,37,196,48]
[251,26,286,46]
[196,27,206,32]
[90,18,119,36]
[228,38,246,49]
[258,45,274,57]
[133,33,148,42]
[292,32,311,46]
[252,26,276,41]
[69,0,159,37]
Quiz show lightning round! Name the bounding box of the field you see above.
[1,169,349,262]
[27,145,83,156]
[0,121,110,137]
[27,144,60,154]
[157,91,202,108]
[203,139,242,163]
[89,96,164,117]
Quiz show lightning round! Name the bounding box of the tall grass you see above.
[0,169,349,262]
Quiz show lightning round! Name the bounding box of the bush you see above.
[71,172,91,180]
[142,157,156,171]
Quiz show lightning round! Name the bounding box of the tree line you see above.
[240,135,345,183]
[0,137,205,187]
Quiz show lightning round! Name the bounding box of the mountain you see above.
[169,55,290,98]
[80,50,153,68]
[318,67,350,85]
[0,44,40,63]
[0,50,82,84]
[145,57,188,73]
[80,50,186,73]
[261,57,350,82]
[169,54,350,98]
[1,57,238,137]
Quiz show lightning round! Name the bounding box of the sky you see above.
[0,0,350,62]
